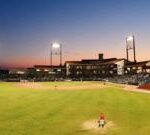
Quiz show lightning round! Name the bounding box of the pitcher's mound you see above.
[81,120,116,133]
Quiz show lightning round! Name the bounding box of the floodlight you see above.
[52,42,60,48]
[127,36,133,41]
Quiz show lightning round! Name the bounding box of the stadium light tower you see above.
[50,42,62,66]
[126,35,136,62]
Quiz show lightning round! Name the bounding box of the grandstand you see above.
[1,53,149,86]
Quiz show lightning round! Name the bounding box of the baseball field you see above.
[0,81,150,135]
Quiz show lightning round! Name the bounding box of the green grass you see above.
[0,82,150,135]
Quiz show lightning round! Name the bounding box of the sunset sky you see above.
[0,0,150,68]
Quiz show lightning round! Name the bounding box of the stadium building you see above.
[125,61,150,74]
[27,65,66,81]
[65,54,126,78]
[65,53,150,79]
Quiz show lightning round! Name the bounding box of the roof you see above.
[9,68,27,72]
[65,58,126,65]
[65,61,81,63]
[81,58,117,63]
[125,61,150,67]
[105,58,126,64]
[33,65,65,68]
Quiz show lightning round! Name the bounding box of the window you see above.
[77,71,79,75]
[110,71,113,74]
[76,66,79,69]
[111,64,114,68]
[36,69,40,72]
[93,70,96,74]
[102,65,105,68]
[86,65,91,69]
[102,70,105,74]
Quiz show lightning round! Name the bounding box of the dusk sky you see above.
[0,0,150,68]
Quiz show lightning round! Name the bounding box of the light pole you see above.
[126,35,136,62]
[50,42,62,66]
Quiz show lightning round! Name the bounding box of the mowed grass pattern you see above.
[0,82,150,135]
